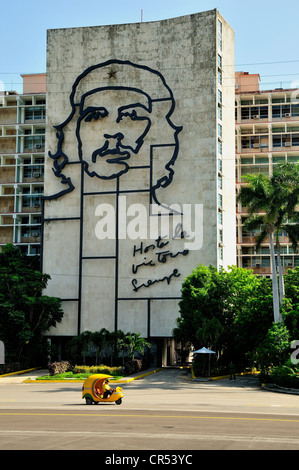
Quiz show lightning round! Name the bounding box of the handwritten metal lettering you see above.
[131,268,181,292]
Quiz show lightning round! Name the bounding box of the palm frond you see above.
[255,229,269,249]
[283,223,299,253]
[243,214,265,231]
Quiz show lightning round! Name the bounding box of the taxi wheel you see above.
[115,398,122,405]
[85,397,93,405]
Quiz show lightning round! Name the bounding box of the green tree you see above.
[252,322,290,373]
[174,265,275,367]
[79,331,94,365]
[237,163,299,323]
[232,276,274,364]
[0,244,63,363]
[124,332,151,361]
[282,268,299,339]
[269,163,299,302]
[65,330,94,364]
[114,330,128,365]
[91,328,109,365]
[173,265,226,352]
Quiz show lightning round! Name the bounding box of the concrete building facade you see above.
[41,10,235,365]
[235,72,299,275]
[0,75,46,256]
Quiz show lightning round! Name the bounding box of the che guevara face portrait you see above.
[77,88,152,179]
[48,60,182,202]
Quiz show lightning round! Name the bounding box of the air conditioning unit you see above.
[255,263,261,267]
[32,172,40,177]
[285,113,291,118]
[35,144,41,149]
[253,115,259,119]
[32,232,39,237]
[33,203,40,208]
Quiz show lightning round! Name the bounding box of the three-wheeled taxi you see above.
[82,374,123,405]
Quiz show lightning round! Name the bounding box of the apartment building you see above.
[0,74,46,256]
[235,72,299,275]
[1,68,297,280]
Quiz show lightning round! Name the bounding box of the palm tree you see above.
[124,332,151,361]
[91,328,109,365]
[77,330,93,364]
[237,163,299,323]
[104,329,127,366]
[270,163,299,302]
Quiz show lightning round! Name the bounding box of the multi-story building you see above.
[1,68,298,283]
[235,72,299,275]
[0,74,46,256]
[42,10,236,365]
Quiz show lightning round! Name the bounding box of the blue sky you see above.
[1,0,299,93]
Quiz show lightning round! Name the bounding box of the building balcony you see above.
[0,226,13,244]
[252,266,271,275]
[0,168,15,183]
[21,205,42,213]
[23,174,44,183]
[21,235,41,243]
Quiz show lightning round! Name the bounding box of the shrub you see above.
[268,363,299,389]
[48,361,72,376]
[124,359,144,375]
[72,364,122,376]
[192,360,202,378]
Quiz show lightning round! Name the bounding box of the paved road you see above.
[0,368,299,451]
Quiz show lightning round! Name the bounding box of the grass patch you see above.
[39,364,124,380]
[36,371,123,380]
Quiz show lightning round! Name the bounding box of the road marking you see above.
[1,412,299,423]
[1,429,299,446]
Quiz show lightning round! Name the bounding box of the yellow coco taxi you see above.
[82,374,124,405]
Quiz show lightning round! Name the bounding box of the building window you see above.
[30,246,41,255]
[241,106,268,120]
[218,176,222,189]
[272,105,291,119]
[218,54,222,69]
[218,89,222,104]
[241,157,253,165]
[218,211,223,225]
[24,135,45,151]
[218,19,222,52]
[25,107,46,121]
[218,70,222,86]
[273,156,286,165]
[218,104,222,121]
[218,123,222,138]
[272,134,299,148]
[287,155,299,163]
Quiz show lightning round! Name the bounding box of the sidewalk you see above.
[0,368,48,383]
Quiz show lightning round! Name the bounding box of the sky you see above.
[1,0,299,93]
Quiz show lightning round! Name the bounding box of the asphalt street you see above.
[0,368,299,452]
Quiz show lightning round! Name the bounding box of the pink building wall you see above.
[21,73,46,94]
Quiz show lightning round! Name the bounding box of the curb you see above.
[22,367,164,384]
[261,383,299,395]
[0,367,41,378]
[191,371,257,381]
